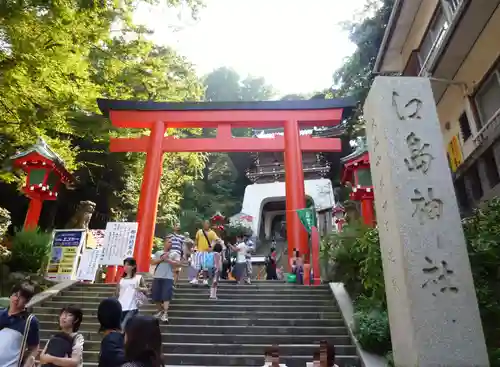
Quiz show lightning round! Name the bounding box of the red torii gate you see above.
[97,99,353,276]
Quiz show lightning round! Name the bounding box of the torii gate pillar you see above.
[98,99,354,275]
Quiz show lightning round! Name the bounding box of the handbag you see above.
[18,313,35,367]
[134,275,148,308]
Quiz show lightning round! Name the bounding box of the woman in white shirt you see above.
[229,236,248,284]
[116,257,148,329]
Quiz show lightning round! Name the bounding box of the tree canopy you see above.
[0,0,208,229]
[332,0,394,136]
[177,67,275,235]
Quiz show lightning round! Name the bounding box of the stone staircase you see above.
[33,280,360,367]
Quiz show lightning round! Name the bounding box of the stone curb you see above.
[27,280,79,309]
[329,282,388,367]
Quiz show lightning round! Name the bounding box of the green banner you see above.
[296,208,317,234]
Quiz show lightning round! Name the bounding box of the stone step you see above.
[73,282,330,290]
[36,314,344,327]
[33,307,340,320]
[40,339,357,355]
[38,323,348,335]
[40,329,353,345]
[75,351,359,367]
[50,295,334,305]
[40,301,337,312]
[61,289,333,299]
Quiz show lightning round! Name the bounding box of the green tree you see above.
[0,0,206,229]
[333,0,394,136]
[177,67,275,235]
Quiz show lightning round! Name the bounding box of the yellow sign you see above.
[447,135,463,172]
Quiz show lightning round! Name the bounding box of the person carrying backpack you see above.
[0,282,40,367]
[39,305,84,367]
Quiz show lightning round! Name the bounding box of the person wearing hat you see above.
[97,298,125,367]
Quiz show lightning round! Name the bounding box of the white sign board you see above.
[100,222,138,266]
[76,248,102,282]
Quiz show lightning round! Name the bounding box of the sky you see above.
[134,0,367,96]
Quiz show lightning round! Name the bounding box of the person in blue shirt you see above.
[0,282,40,367]
[97,298,125,367]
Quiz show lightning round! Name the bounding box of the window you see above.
[459,112,472,141]
[442,0,462,14]
[418,7,449,70]
[466,164,483,201]
[482,147,500,188]
[453,176,469,214]
[475,70,500,128]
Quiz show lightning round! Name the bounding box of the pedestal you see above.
[364,76,488,366]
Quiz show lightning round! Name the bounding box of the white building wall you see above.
[241,178,336,236]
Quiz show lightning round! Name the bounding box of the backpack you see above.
[41,332,76,367]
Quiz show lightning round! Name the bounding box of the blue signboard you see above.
[53,231,84,247]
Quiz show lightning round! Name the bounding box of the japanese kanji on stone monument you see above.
[364,77,489,366]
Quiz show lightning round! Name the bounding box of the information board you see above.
[76,248,102,282]
[46,229,86,282]
[100,222,138,266]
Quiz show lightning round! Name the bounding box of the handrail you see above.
[473,107,500,145]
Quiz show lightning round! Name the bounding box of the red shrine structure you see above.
[340,137,375,226]
[98,99,354,274]
[10,138,72,229]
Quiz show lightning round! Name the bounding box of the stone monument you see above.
[364,77,489,366]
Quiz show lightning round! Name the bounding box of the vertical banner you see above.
[46,229,86,282]
[447,134,463,173]
[296,208,317,234]
[100,222,138,266]
[76,248,102,282]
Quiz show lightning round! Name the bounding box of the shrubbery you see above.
[8,228,52,274]
[322,198,500,365]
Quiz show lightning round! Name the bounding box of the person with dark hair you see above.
[262,345,286,367]
[319,340,338,367]
[191,220,219,286]
[265,246,278,280]
[97,298,125,367]
[116,257,148,330]
[291,249,304,284]
[167,222,186,288]
[39,305,84,367]
[207,241,223,300]
[151,239,186,323]
[228,234,248,284]
[121,315,164,367]
[0,282,39,367]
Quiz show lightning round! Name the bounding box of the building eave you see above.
[373,0,405,73]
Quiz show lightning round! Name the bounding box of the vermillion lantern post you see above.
[10,138,72,230]
[340,138,375,227]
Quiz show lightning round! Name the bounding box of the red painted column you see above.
[105,266,117,283]
[283,119,308,264]
[361,198,375,227]
[134,120,166,272]
[24,198,43,230]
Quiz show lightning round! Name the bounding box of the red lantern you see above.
[11,138,73,229]
[340,138,375,227]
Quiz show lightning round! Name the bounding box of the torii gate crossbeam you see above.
[98,99,354,277]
